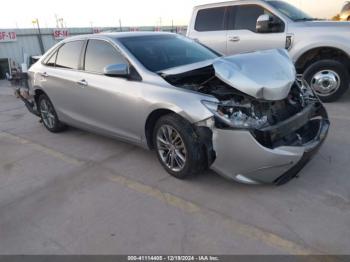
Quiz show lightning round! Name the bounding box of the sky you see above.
[0,0,346,29]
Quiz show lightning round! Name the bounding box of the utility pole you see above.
[55,14,59,28]
[32,18,45,55]
[119,19,122,32]
[58,18,64,28]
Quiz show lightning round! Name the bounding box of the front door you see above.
[226,4,286,55]
[75,39,143,142]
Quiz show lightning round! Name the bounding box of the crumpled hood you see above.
[160,49,296,101]
[213,49,296,101]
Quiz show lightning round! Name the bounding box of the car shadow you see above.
[62,125,299,193]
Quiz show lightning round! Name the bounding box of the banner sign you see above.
[0,31,17,42]
[53,29,69,40]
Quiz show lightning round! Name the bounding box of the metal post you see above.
[35,19,45,54]
[119,19,122,32]
[7,58,11,76]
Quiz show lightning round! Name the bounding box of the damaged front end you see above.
[161,49,330,185]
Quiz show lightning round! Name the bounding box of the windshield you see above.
[118,35,219,72]
[268,0,315,21]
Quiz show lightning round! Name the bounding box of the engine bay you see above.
[161,65,319,130]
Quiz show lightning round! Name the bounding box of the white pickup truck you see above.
[187,0,350,102]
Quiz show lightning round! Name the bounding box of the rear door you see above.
[39,40,86,122]
[188,6,228,54]
[226,4,286,55]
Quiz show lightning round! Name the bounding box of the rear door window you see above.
[195,7,226,31]
[84,39,126,73]
[55,41,84,69]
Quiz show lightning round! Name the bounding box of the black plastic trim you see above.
[274,118,330,186]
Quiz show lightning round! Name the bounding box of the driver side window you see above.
[84,39,127,74]
[228,5,284,33]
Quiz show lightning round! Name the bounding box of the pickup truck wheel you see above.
[304,60,349,102]
[38,94,66,133]
[153,113,206,179]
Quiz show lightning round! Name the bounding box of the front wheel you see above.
[303,59,349,102]
[153,114,206,179]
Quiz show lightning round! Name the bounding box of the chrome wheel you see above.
[156,125,187,172]
[40,98,56,129]
[311,70,340,96]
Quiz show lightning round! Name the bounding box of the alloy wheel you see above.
[40,98,56,129]
[156,125,187,172]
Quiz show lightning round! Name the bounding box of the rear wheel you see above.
[303,59,349,102]
[38,94,66,133]
[153,114,206,179]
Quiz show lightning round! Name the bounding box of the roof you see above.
[194,0,266,9]
[62,31,175,42]
[103,31,175,38]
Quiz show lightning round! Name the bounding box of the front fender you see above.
[145,100,213,125]
[141,83,216,125]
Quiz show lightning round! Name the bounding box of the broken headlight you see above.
[201,100,268,129]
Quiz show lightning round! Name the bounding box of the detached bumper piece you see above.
[273,118,329,185]
[15,89,40,116]
[253,102,330,185]
[12,74,40,117]
[252,102,328,149]
[212,102,329,185]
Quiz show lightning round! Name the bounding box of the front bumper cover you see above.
[211,103,329,185]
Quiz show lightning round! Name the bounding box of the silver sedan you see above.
[19,32,329,185]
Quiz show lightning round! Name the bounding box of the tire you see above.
[38,94,66,133]
[303,59,349,102]
[153,113,206,179]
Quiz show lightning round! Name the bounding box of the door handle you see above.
[40,72,48,77]
[76,79,88,87]
[228,36,240,42]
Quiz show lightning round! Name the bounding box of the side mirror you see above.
[103,63,129,77]
[256,14,273,33]
[256,14,283,33]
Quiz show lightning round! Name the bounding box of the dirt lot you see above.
[0,80,349,255]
